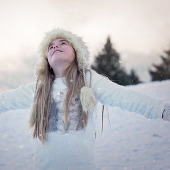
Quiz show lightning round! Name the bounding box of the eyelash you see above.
[49,42,67,50]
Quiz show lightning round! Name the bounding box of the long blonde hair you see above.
[29,50,92,145]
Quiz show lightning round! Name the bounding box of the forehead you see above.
[49,38,69,46]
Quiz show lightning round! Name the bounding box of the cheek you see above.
[47,53,52,64]
[47,51,52,59]
[48,50,52,56]
[70,49,76,60]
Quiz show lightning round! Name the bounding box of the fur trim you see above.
[38,27,89,70]
[80,86,96,113]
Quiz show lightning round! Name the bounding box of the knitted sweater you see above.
[0,69,167,170]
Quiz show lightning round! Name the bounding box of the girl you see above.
[0,27,170,170]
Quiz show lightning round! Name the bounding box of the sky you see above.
[0,0,170,92]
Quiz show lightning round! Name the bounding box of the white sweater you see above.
[0,69,167,170]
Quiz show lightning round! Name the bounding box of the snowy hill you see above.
[0,80,170,170]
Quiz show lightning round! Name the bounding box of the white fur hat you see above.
[37,27,96,114]
[39,27,89,70]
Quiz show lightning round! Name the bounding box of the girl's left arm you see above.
[87,70,167,120]
[0,82,36,114]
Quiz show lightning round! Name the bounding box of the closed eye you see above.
[61,42,67,44]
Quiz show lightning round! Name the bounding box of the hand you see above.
[162,103,170,122]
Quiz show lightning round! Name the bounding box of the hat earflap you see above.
[80,63,96,114]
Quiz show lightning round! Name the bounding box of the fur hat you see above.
[37,27,96,114]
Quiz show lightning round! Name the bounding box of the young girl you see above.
[0,27,170,170]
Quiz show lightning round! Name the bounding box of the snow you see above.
[0,80,170,170]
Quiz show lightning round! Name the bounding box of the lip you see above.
[52,49,63,55]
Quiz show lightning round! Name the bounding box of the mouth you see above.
[52,49,63,55]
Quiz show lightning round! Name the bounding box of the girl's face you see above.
[47,38,76,70]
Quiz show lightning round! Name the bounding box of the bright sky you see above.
[0,0,170,92]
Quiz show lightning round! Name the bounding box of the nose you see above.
[53,44,60,49]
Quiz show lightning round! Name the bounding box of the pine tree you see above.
[91,36,141,85]
[149,48,170,81]
[129,69,142,85]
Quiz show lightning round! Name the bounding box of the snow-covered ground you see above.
[0,80,170,170]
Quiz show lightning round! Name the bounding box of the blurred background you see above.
[0,0,170,92]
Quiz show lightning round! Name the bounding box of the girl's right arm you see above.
[0,82,36,114]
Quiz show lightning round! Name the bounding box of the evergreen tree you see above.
[91,36,141,85]
[149,48,170,81]
[129,69,142,85]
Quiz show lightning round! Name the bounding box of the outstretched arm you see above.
[0,82,36,114]
[87,69,167,120]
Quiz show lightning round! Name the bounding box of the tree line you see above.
[91,36,170,86]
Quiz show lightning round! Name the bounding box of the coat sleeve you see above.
[0,82,36,114]
[86,69,166,119]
